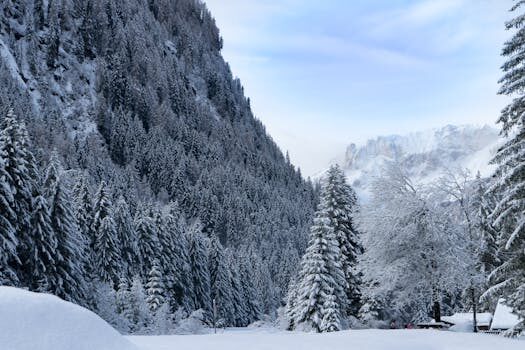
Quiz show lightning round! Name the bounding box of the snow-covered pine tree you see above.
[168,215,193,312]
[27,192,58,292]
[320,292,341,332]
[116,277,133,326]
[146,259,165,313]
[238,254,263,324]
[481,0,525,335]
[153,204,178,308]
[208,234,235,326]
[284,277,299,331]
[0,110,35,285]
[113,196,137,278]
[129,276,151,334]
[44,152,87,304]
[322,165,362,317]
[91,181,113,254]
[291,209,345,332]
[225,249,249,327]
[187,221,212,314]
[133,204,160,280]
[94,215,121,286]
[0,117,20,285]
[73,175,93,244]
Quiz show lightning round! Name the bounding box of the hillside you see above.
[0,0,315,322]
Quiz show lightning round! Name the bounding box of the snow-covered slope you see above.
[331,125,501,198]
[0,287,138,350]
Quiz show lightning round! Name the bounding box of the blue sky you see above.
[204,0,513,176]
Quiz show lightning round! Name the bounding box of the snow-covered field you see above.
[1,287,523,350]
[128,327,524,350]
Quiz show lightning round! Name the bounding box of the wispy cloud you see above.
[203,0,512,176]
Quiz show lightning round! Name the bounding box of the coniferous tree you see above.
[94,215,121,286]
[290,211,345,332]
[321,292,341,332]
[134,204,160,280]
[146,259,165,313]
[44,152,87,304]
[27,192,58,292]
[482,0,525,335]
[0,111,35,284]
[114,196,137,277]
[208,234,234,325]
[323,165,362,317]
[91,181,113,253]
[187,221,212,314]
[73,175,93,243]
[238,255,262,324]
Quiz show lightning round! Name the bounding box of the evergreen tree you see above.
[208,234,235,325]
[0,111,35,285]
[91,181,113,254]
[289,209,345,332]
[73,175,93,243]
[129,276,151,333]
[116,277,133,327]
[44,152,87,304]
[225,249,248,327]
[94,215,121,286]
[27,192,58,292]
[321,292,341,332]
[482,0,525,335]
[238,255,262,324]
[323,165,362,317]
[113,196,137,277]
[187,221,212,314]
[146,259,165,313]
[133,204,159,280]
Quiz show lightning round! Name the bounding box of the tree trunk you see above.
[433,301,441,323]
[471,287,478,333]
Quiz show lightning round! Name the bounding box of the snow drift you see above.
[0,287,138,350]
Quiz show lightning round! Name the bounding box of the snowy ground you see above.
[2,287,523,350]
[128,327,524,350]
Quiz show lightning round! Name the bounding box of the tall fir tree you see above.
[27,192,58,292]
[133,204,159,280]
[288,203,346,332]
[187,221,212,314]
[323,165,362,317]
[482,0,525,335]
[94,215,121,286]
[146,259,165,313]
[0,111,35,285]
[113,196,137,277]
[44,152,87,304]
[208,234,235,325]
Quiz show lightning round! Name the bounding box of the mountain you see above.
[0,0,315,322]
[332,125,500,198]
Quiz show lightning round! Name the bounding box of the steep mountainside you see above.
[332,125,500,198]
[0,0,315,313]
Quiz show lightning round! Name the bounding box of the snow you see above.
[128,328,524,350]
[442,312,492,327]
[322,124,501,200]
[0,287,138,350]
[491,299,521,330]
[0,38,26,88]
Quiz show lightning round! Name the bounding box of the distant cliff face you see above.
[338,125,500,198]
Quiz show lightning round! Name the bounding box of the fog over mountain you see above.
[330,125,501,199]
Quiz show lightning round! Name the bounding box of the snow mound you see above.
[0,287,138,350]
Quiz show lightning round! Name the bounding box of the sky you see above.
[204,0,514,177]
